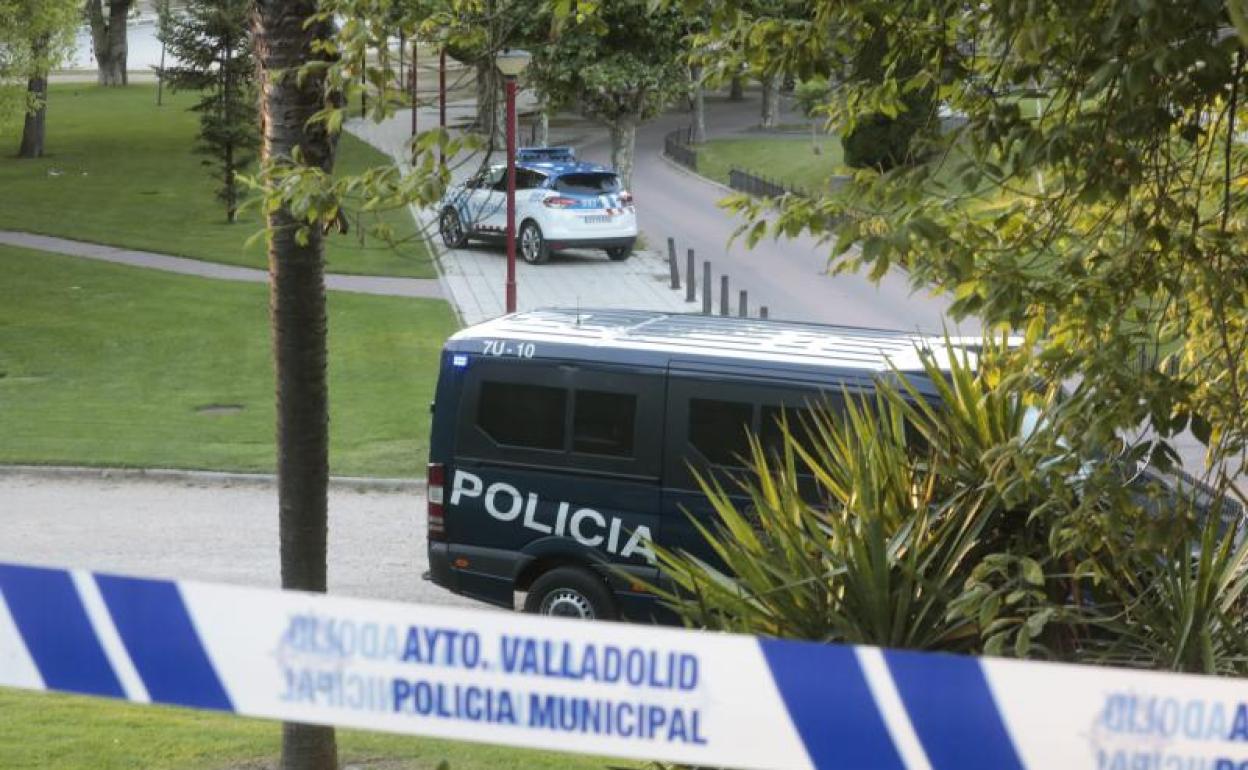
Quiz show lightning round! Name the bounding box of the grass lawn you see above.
[0,84,435,278]
[695,135,845,194]
[0,689,626,770]
[0,245,457,477]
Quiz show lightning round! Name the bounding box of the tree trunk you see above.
[88,0,131,86]
[729,75,744,101]
[690,65,706,144]
[475,59,499,144]
[761,74,780,129]
[536,104,549,147]
[609,115,637,188]
[19,40,49,159]
[253,1,339,769]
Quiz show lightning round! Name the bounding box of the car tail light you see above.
[620,191,634,206]
[427,462,446,541]
[543,196,577,208]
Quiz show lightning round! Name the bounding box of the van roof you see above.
[448,309,976,377]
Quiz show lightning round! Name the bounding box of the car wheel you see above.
[519,220,549,264]
[605,245,632,261]
[523,566,617,620]
[439,208,468,249]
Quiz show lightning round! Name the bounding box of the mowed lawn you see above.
[695,135,845,194]
[0,84,435,278]
[0,689,624,770]
[0,245,456,477]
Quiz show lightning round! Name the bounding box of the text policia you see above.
[448,469,656,562]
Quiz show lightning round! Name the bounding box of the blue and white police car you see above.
[437,147,637,264]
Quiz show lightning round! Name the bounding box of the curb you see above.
[655,151,740,197]
[0,464,422,492]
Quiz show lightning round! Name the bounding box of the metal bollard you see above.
[739,290,748,318]
[668,237,680,290]
[702,261,712,315]
[760,305,769,319]
[720,275,729,315]
[686,249,696,302]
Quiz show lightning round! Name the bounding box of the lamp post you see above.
[496,48,530,314]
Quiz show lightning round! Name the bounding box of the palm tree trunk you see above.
[19,37,49,159]
[253,2,339,769]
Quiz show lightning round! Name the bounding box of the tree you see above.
[0,0,79,158]
[86,0,134,87]
[253,0,340,767]
[679,0,1248,489]
[163,0,259,223]
[532,2,687,185]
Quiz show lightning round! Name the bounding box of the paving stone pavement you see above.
[346,100,696,325]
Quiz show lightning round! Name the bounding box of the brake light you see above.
[543,196,577,208]
[427,462,446,541]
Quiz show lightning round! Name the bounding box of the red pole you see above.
[439,48,447,170]
[505,75,517,314]
[410,41,418,137]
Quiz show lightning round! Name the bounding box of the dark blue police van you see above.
[424,309,956,622]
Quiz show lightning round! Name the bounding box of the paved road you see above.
[0,231,443,300]
[0,472,480,610]
[573,95,977,333]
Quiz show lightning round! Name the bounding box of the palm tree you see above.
[253,2,339,768]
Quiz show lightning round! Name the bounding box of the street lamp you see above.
[496,48,530,313]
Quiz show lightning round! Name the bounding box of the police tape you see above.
[2,561,1247,770]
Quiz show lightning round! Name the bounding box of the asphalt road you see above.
[575,94,978,334]
[0,472,480,610]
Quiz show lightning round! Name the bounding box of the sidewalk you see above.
[346,100,696,325]
[0,231,442,300]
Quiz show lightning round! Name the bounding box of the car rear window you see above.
[554,173,620,195]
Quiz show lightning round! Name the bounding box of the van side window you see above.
[573,390,636,457]
[689,398,753,466]
[478,381,565,450]
[759,405,815,458]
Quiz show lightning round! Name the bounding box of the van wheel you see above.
[524,567,616,620]
[605,245,632,261]
[439,208,468,249]
[519,220,550,264]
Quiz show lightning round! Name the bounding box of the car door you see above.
[479,168,546,234]
[460,166,505,235]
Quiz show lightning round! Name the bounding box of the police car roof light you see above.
[517,146,576,163]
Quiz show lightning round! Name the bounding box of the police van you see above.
[424,309,957,622]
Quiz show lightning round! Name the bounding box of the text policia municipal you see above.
[279,616,706,746]
[450,469,656,562]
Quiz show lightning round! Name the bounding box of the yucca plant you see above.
[1084,501,1248,675]
[649,339,1041,651]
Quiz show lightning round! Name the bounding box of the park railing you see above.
[728,166,810,199]
[663,127,698,172]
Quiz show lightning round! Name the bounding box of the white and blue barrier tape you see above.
[2,561,1248,769]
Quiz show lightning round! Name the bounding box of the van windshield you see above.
[554,173,621,195]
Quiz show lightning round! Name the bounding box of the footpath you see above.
[346,99,695,326]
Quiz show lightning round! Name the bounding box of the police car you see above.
[436,147,637,264]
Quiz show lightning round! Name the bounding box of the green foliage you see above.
[163,0,258,222]
[0,0,79,121]
[840,26,934,170]
[653,340,1046,651]
[674,0,1248,487]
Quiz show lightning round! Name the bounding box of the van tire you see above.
[524,566,617,620]
[605,245,632,261]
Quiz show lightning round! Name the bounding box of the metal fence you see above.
[728,166,815,199]
[664,127,698,171]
